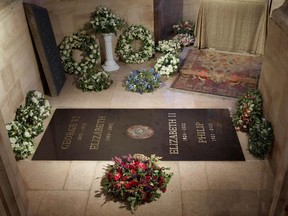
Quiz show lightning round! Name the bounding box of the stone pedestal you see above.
[102,33,119,72]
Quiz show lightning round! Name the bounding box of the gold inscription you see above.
[196,122,207,143]
[168,113,179,154]
[105,123,113,142]
[77,123,87,141]
[61,116,80,149]
[208,122,216,142]
[90,116,106,150]
[181,122,188,141]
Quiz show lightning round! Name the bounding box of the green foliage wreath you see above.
[59,33,100,75]
[116,25,155,64]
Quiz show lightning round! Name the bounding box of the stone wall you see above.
[24,0,200,61]
[259,3,288,178]
[38,0,200,44]
[0,1,37,215]
[0,0,42,124]
[258,1,288,214]
[26,0,154,60]
[183,0,201,22]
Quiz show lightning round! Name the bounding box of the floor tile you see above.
[179,162,209,191]
[208,190,271,216]
[182,190,271,216]
[193,93,236,109]
[205,161,274,190]
[17,161,71,190]
[37,191,89,216]
[64,161,98,191]
[181,190,210,216]
[173,90,196,108]
[26,190,45,215]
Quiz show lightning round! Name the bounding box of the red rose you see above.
[129,164,135,170]
[138,162,147,170]
[130,180,138,187]
[125,183,131,189]
[162,188,167,193]
[114,172,121,181]
[131,170,136,175]
[144,193,152,202]
[123,175,130,180]
[158,176,165,187]
[145,176,152,181]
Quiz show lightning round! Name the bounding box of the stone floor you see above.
[17,49,274,216]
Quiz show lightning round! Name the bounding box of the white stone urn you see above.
[102,33,119,72]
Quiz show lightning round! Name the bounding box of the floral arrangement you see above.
[101,154,173,213]
[248,118,274,159]
[15,106,44,138]
[155,39,182,54]
[232,90,274,159]
[116,25,155,64]
[25,90,51,119]
[172,33,195,47]
[6,121,35,160]
[6,90,52,160]
[90,6,126,35]
[59,33,100,75]
[232,90,263,132]
[78,68,113,92]
[125,68,162,93]
[172,20,195,36]
[154,53,180,77]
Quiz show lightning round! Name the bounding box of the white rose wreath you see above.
[116,25,155,64]
[154,53,180,77]
[59,33,100,75]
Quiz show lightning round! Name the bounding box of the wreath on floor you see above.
[59,32,100,75]
[116,25,155,64]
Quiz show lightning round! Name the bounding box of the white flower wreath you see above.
[6,90,52,160]
[156,39,182,54]
[78,69,113,92]
[25,90,51,120]
[154,53,180,77]
[59,33,100,75]
[116,25,155,64]
[6,121,35,160]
